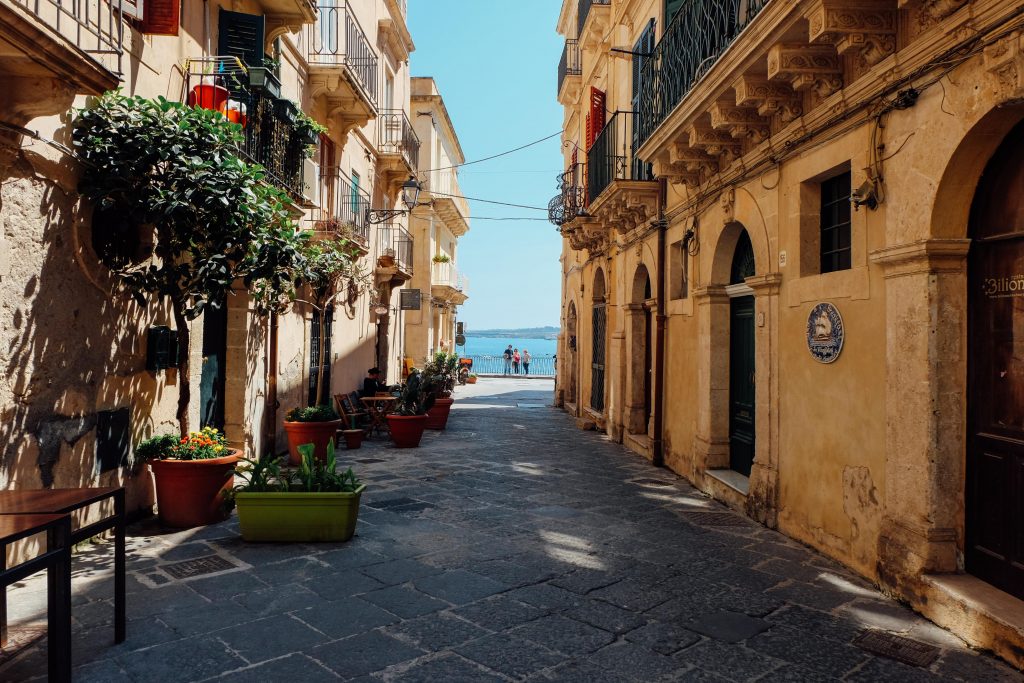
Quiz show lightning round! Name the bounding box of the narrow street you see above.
[2,379,1018,682]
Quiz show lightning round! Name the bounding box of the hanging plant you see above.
[74,91,306,436]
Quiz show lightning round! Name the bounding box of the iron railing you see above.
[311,167,371,246]
[378,222,413,273]
[14,0,124,76]
[307,1,378,107]
[558,39,582,95]
[588,111,654,204]
[378,109,420,171]
[460,354,556,377]
[548,163,587,227]
[636,0,771,149]
[577,0,610,38]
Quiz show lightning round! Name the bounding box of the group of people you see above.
[502,345,532,375]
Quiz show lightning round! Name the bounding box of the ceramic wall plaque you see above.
[807,302,844,364]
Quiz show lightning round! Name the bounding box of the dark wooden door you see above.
[200,303,228,430]
[644,307,653,425]
[591,304,606,412]
[967,120,1024,600]
[729,295,756,476]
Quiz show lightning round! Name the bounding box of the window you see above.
[820,172,852,273]
[218,9,265,68]
[351,171,361,215]
[384,72,395,110]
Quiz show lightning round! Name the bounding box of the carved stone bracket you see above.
[735,76,804,123]
[983,31,1024,100]
[767,44,844,99]
[688,123,744,164]
[654,159,702,189]
[806,1,897,69]
[896,0,968,22]
[710,102,771,142]
[265,16,305,48]
[591,184,659,235]
[576,219,610,256]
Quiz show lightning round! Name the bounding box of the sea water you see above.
[458,336,558,358]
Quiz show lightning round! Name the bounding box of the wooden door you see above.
[200,304,228,430]
[729,295,756,476]
[967,120,1024,600]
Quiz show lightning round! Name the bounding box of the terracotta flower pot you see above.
[283,420,344,465]
[342,429,365,450]
[425,397,454,430]
[387,414,428,448]
[188,83,229,111]
[150,451,241,529]
[466,376,477,384]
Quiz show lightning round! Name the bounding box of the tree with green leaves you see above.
[74,92,306,436]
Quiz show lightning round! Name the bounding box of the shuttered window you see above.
[631,19,656,170]
[120,0,143,20]
[218,9,266,68]
[666,0,685,24]
[141,0,179,35]
[585,87,605,150]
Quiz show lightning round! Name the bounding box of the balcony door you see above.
[728,231,756,477]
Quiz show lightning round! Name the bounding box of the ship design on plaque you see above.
[807,302,844,364]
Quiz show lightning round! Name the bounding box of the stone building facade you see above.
[0,0,429,524]
[553,0,1024,666]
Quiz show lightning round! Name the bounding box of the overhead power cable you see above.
[428,188,548,211]
[420,130,564,173]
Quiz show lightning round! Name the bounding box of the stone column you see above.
[693,285,731,475]
[746,273,782,527]
[624,303,647,435]
[870,239,970,589]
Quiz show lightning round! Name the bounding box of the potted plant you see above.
[233,444,366,542]
[387,370,437,448]
[431,254,451,264]
[295,109,327,147]
[467,373,478,385]
[342,429,365,449]
[135,427,241,528]
[283,405,343,465]
[422,351,458,430]
[248,59,282,98]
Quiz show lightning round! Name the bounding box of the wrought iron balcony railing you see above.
[588,111,654,204]
[307,1,378,107]
[311,167,371,246]
[377,222,413,273]
[13,0,125,76]
[378,109,420,171]
[548,163,587,227]
[558,39,582,96]
[577,0,610,38]
[636,0,770,149]
[180,57,307,198]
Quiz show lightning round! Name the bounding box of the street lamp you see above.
[367,177,423,224]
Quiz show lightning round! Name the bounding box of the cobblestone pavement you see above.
[3,378,1021,682]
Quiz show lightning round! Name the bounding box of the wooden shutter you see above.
[585,113,592,151]
[218,9,266,68]
[120,0,143,21]
[586,87,605,150]
[141,0,179,35]
[666,0,685,24]
[632,19,656,152]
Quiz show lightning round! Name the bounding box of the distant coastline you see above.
[467,326,560,340]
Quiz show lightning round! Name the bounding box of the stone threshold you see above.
[623,431,653,461]
[704,468,750,512]
[919,573,1024,670]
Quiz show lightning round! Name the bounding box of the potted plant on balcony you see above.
[248,57,282,98]
[135,427,241,528]
[431,254,451,264]
[422,351,458,430]
[232,444,366,542]
[387,370,437,448]
[295,109,327,148]
[74,92,306,442]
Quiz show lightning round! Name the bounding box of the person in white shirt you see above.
[522,349,531,376]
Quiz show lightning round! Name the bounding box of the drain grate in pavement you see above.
[355,458,386,464]
[853,630,940,668]
[680,511,751,527]
[631,478,675,487]
[163,555,238,580]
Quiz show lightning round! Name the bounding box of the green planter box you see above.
[235,485,366,542]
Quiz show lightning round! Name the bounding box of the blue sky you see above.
[408,1,564,332]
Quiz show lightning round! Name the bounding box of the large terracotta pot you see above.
[188,83,229,111]
[342,429,365,450]
[283,420,344,465]
[425,397,454,430]
[387,415,428,448]
[150,451,241,528]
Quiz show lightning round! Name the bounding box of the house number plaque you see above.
[806,302,844,364]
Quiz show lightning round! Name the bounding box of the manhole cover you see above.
[631,478,674,487]
[355,458,386,464]
[163,555,238,580]
[853,630,939,668]
[681,511,751,527]
[369,497,420,510]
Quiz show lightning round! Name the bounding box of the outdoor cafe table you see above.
[360,396,397,437]
[0,487,126,645]
[0,513,72,683]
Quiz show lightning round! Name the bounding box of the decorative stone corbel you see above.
[767,44,844,99]
[897,0,968,22]
[688,123,744,164]
[720,188,736,226]
[734,76,803,123]
[983,31,1024,100]
[265,16,305,48]
[806,1,897,69]
[709,102,771,142]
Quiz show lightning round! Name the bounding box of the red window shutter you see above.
[585,113,593,150]
[141,0,180,35]
[588,87,606,150]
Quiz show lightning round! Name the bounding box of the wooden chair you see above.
[334,393,367,430]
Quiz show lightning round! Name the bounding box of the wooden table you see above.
[360,396,397,437]
[0,487,126,644]
[0,513,72,683]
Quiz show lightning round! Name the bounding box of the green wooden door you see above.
[729,295,756,476]
[200,304,228,431]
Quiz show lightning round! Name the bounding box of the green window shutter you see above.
[666,0,685,24]
[218,9,265,68]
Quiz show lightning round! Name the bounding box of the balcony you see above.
[558,38,582,104]
[576,0,609,47]
[422,170,469,236]
[584,111,659,239]
[376,221,413,282]
[0,0,123,112]
[431,261,468,305]
[180,57,307,198]
[377,108,420,194]
[307,1,378,130]
[309,167,371,254]
[548,163,586,228]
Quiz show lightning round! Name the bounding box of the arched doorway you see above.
[591,269,607,413]
[728,231,756,476]
[628,265,653,434]
[966,119,1024,600]
[566,301,578,405]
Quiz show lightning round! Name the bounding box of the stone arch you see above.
[626,264,654,436]
[709,221,763,286]
[631,264,652,303]
[592,267,607,302]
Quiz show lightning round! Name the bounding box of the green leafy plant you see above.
[285,405,340,423]
[431,254,451,264]
[423,351,459,396]
[135,427,230,462]
[232,442,361,494]
[392,370,438,416]
[74,91,306,436]
[295,108,327,157]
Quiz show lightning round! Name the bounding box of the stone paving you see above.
[2,378,1022,682]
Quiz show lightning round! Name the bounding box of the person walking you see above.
[523,349,531,376]
[503,345,513,375]
[512,348,521,375]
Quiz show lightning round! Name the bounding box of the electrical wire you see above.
[427,188,549,211]
[418,130,564,173]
